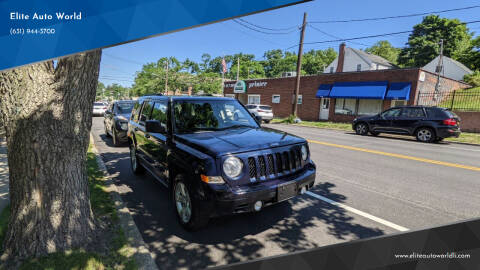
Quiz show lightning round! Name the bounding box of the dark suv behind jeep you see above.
[128,95,316,230]
[352,106,461,143]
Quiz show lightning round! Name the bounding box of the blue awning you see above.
[329,81,388,99]
[386,82,411,100]
[316,84,333,98]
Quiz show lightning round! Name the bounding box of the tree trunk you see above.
[0,50,102,261]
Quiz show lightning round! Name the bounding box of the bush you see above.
[464,71,480,87]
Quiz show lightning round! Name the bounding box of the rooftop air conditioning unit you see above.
[282,71,297,78]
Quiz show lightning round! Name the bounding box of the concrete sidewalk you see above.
[0,138,8,213]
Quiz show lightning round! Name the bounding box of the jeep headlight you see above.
[120,122,128,130]
[223,156,243,178]
[301,145,308,161]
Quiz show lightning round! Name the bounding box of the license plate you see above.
[277,182,297,202]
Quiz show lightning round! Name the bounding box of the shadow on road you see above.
[98,148,385,269]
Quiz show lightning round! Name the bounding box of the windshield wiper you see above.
[218,124,256,130]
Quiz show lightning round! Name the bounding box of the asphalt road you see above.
[91,117,480,269]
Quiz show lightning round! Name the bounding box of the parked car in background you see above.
[246,104,274,123]
[93,102,108,116]
[128,95,315,230]
[104,100,136,146]
[352,106,461,143]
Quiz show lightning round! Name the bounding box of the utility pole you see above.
[165,60,169,95]
[236,57,240,81]
[434,39,444,94]
[292,12,307,118]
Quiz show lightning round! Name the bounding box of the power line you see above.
[232,19,298,35]
[237,18,299,31]
[223,21,286,46]
[286,20,480,50]
[309,5,480,24]
[308,24,371,47]
[103,53,145,66]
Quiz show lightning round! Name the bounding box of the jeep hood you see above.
[174,127,305,156]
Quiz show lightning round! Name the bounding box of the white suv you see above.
[245,104,274,123]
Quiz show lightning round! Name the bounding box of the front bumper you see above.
[437,127,461,138]
[200,164,316,217]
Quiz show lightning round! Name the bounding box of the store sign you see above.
[233,80,247,93]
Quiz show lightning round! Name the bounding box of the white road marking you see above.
[305,191,409,232]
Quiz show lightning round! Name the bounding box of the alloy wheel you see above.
[417,129,432,142]
[175,182,192,223]
[356,123,367,135]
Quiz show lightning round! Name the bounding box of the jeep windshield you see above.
[173,99,258,133]
[115,102,135,114]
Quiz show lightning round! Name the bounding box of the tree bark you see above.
[0,50,101,261]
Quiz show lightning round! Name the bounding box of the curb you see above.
[270,123,480,147]
[89,134,158,270]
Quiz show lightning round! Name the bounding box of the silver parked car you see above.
[245,104,274,123]
[93,102,108,116]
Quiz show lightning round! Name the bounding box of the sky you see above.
[99,0,480,87]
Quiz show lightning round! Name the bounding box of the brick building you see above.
[224,68,470,123]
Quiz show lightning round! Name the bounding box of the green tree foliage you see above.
[302,48,337,74]
[96,82,106,100]
[398,15,473,67]
[464,71,480,87]
[365,41,401,65]
[461,36,480,71]
[129,48,338,96]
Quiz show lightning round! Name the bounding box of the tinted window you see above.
[259,105,272,110]
[131,101,142,122]
[246,105,256,109]
[151,101,168,132]
[139,101,154,124]
[381,108,402,118]
[94,102,104,106]
[402,108,425,118]
[173,100,258,133]
[425,108,448,119]
[115,102,135,114]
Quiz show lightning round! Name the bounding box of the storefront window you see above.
[248,95,260,104]
[335,98,356,115]
[358,99,383,115]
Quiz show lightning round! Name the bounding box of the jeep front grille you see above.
[248,157,256,179]
[247,146,303,181]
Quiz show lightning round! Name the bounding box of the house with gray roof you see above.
[324,43,396,73]
[423,55,473,81]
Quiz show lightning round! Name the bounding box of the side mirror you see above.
[145,120,166,133]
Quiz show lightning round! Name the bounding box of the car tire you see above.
[370,131,380,136]
[435,137,445,143]
[104,123,111,137]
[355,122,369,135]
[112,127,120,147]
[129,143,145,175]
[264,120,271,124]
[416,127,435,143]
[173,175,209,231]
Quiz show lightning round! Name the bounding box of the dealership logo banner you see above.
[0,0,306,71]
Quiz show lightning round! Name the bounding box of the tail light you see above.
[443,118,457,126]
[257,109,264,112]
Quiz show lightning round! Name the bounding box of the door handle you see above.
[145,134,150,139]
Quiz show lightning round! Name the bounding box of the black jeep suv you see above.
[352,106,461,143]
[128,95,316,230]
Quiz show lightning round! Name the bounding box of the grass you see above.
[0,144,137,270]
[271,118,480,145]
[439,87,480,111]
[271,118,351,131]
